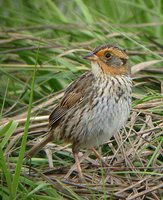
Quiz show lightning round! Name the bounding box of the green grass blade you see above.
[0,78,9,119]
[11,51,38,199]
[74,0,93,23]
[0,120,18,149]
[46,0,68,23]
[0,121,13,137]
[146,137,163,168]
[0,121,16,199]
[0,145,13,199]
[26,182,50,198]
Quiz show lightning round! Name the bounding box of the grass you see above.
[0,0,163,199]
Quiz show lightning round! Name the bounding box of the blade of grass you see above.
[0,78,9,119]
[0,146,12,198]
[26,182,50,198]
[1,120,18,149]
[111,171,163,176]
[11,48,39,199]
[131,60,163,74]
[0,122,15,199]
[74,0,93,23]
[46,0,68,23]
[146,137,163,168]
[0,121,13,137]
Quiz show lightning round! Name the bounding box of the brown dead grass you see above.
[2,90,163,200]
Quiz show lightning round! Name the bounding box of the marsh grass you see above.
[0,1,163,199]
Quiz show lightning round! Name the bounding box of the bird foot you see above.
[64,151,89,181]
[91,147,110,176]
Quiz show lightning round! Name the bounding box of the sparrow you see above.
[25,44,132,179]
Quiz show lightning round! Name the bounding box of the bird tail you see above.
[25,133,54,160]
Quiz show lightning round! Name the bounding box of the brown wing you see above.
[49,71,93,129]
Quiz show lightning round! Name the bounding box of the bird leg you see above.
[73,152,84,180]
[91,147,101,159]
[91,147,109,167]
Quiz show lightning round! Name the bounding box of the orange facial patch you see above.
[98,60,128,75]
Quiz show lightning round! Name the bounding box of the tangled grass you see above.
[0,1,163,199]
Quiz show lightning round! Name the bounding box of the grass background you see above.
[0,0,163,199]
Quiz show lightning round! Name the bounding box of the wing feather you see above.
[49,71,93,129]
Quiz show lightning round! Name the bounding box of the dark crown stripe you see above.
[93,43,124,54]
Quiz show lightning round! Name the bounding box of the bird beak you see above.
[83,52,97,61]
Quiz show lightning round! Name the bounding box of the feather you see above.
[48,71,93,128]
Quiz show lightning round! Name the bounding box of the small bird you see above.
[25,44,132,179]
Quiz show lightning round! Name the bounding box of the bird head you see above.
[84,44,129,76]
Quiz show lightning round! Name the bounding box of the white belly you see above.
[80,96,130,149]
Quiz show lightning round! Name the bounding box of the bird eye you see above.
[104,52,111,58]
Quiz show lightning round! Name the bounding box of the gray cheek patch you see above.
[106,57,123,68]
